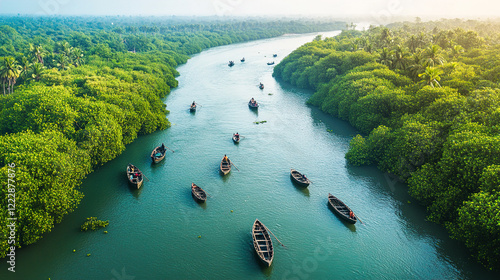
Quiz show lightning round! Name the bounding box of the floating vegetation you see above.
[268,93,273,95]
[327,129,334,132]
[81,217,109,231]
[253,120,267,124]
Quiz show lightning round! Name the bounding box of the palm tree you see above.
[407,35,419,53]
[20,56,31,82]
[29,44,46,65]
[30,62,46,82]
[418,66,442,87]
[377,47,393,68]
[392,44,409,70]
[451,44,465,58]
[408,51,425,81]
[0,57,21,94]
[54,54,70,71]
[72,48,85,67]
[423,44,445,67]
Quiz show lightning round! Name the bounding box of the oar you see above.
[230,161,240,171]
[142,173,150,182]
[165,146,175,153]
[355,214,365,225]
[264,225,287,248]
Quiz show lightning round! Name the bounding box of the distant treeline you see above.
[273,19,500,270]
[0,16,346,258]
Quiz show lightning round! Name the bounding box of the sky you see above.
[0,0,499,19]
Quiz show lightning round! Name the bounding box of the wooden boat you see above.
[220,156,231,175]
[259,83,264,89]
[328,193,357,224]
[252,219,274,266]
[241,58,245,62]
[290,169,311,187]
[248,100,259,109]
[190,103,196,112]
[267,61,275,65]
[126,164,143,189]
[228,61,235,67]
[150,144,167,163]
[232,133,240,143]
[191,183,207,202]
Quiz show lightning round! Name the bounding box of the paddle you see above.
[230,161,240,171]
[355,214,365,225]
[165,146,175,153]
[264,224,287,248]
[142,173,150,182]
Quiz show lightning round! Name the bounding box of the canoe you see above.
[328,193,357,224]
[290,169,311,187]
[232,134,240,143]
[126,163,144,189]
[241,58,245,62]
[252,219,274,266]
[190,104,196,112]
[273,54,277,57]
[267,61,275,65]
[228,61,235,67]
[191,183,207,202]
[259,84,264,89]
[150,144,167,163]
[220,156,231,175]
[248,100,259,109]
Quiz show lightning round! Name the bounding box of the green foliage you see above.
[0,15,347,259]
[81,217,109,231]
[277,18,500,269]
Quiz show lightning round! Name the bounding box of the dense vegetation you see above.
[0,15,345,258]
[273,19,500,270]
[80,217,109,231]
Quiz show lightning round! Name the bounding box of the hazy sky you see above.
[0,0,498,18]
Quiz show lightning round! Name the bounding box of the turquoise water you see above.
[2,32,498,280]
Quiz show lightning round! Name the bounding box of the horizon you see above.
[0,0,499,21]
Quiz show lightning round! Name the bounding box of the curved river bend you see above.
[2,31,498,280]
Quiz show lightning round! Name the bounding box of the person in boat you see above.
[161,143,165,152]
[235,132,240,140]
[302,174,307,181]
[250,98,256,105]
[223,154,228,162]
[191,101,196,107]
[349,211,355,219]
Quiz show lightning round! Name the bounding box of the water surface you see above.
[2,31,498,280]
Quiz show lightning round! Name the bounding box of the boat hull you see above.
[328,193,357,224]
[252,219,274,266]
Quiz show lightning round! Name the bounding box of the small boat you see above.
[190,103,196,112]
[290,169,311,187]
[273,54,277,57]
[191,183,207,202]
[126,164,143,189]
[267,61,275,65]
[252,219,274,266]
[232,133,240,143]
[241,58,245,62]
[150,144,167,163]
[228,61,235,67]
[328,193,357,224]
[259,83,264,90]
[248,99,259,109]
[220,156,231,175]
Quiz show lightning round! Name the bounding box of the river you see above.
[2,31,498,280]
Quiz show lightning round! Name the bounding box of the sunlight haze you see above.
[0,0,499,19]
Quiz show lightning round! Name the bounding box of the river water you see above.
[2,32,498,280]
